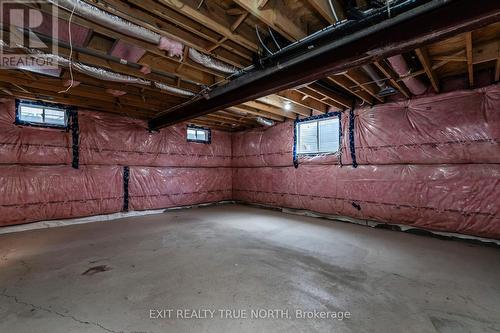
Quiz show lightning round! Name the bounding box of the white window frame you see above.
[16,100,69,128]
[296,115,340,155]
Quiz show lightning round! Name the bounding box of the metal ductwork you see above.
[361,64,397,97]
[188,49,237,75]
[2,39,195,96]
[48,0,161,44]
[256,117,275,127]
[49,0,237,71]
[154,82,195,97]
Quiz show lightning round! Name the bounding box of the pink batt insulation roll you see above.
[128,167,232,211]
[0,165,123,226]
[78,111,232,167]
[231,121,295,167]
[345,84,500,165]
[0,99,72,165]
[232,164,500,239]
[231,84,500,238]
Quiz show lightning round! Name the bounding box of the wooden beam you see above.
[228,105,285,122]
[306,0,344,24]
[234,0,307,41]
[415,47,440,93]
[373,60,411,98]
[257,95,312,117]
[243,100,295,119]
[308,82,352,108]
[465,32,474,87]
[189,118,239,131]
[298,87,344,110]
[473,39,499,64]
[226,8,247,15]
[257,0,270,9]
[431,55,467,62]
[230,13,249,32]
[32,2,219,85]
[1,85,155,119]
[496,57,500,82]
[157,0,258,51]
[343,69,384,103]
[277,90,329,113]
[327,75,373,105]
[121,0,254,62]
[123,1,250,64]
[0,71,176,112]
[213,111,256,125]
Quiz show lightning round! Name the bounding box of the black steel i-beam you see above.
[149,0,500,130]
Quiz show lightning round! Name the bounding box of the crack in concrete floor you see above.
[1,290,123,333]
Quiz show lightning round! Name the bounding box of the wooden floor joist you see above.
[0,0,498,129]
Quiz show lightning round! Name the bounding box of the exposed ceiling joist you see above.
[149,0,500,129]
[415,47,440,93]
[465,32,474,87]
[234,0,307,41]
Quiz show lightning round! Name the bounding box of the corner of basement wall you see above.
[229,83,500,240]
[0,99,232,227]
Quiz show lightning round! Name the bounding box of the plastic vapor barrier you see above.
[345,84,500,165]
[233,164,500,239]
[0,99,71,165]
[0,99,232,226]
[129,167,232,211]
[78,111,232,167]
[1,83,499,238]
[232,84,500,239]
[0,165,123,226]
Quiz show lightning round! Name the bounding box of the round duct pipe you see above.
[256,117,275,127]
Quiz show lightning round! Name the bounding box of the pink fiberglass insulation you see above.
[106,89,127,97]
[140,65,152,75]
[232,164,500,238]
[387,55,427,95]
[0,165,123,226]
[129,167,232,211]
[0,99,71,165]
[231,84,500,239]
[344,84,500,165]
[0,98,232,227]
[63,80,81,87]
[158,36,184,58]
[110,40,146,63]
[78,111,232,167]
[1,82,499,239]
[232,121,295,167]
[33,13,90,48]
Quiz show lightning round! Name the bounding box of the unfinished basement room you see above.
[0,0,499,332]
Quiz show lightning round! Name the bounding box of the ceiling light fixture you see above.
[284,101,292,111]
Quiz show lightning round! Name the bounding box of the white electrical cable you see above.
[58,1,77,93]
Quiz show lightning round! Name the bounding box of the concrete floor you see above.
[1,205,499,333]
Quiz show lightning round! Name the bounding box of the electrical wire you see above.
[328,0,339,22]
[58,1,77,93]
[255,26,273,55]
[268,27,281,51]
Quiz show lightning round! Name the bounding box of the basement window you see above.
[15,100,69,129]
[187,125,211,144]
[296,114,340,155]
